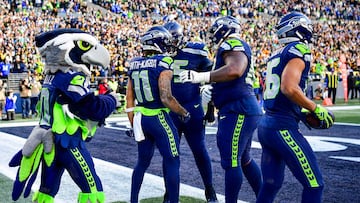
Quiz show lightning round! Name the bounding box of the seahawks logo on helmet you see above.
[276,12,313,44]
[207,16,241,48]
[140,25,174,55]
[164,21,185,49]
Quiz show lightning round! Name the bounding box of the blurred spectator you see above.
[347,71,356,99]
[12,55,27,73]
[117,75,127,95]
[5,89,17,120]
[314,84,324,100]
[0,79,5,119]
[324,69,340,104]
[98,77,110,94]
[19,78,32,118]
[108,75,118,93]
[0,61,10,78]
[30,72,42,117]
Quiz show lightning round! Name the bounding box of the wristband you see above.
[125,107,135,113]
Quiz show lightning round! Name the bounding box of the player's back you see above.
[263,42,312,128]
[171,42,212,104]
[128,54,173,109]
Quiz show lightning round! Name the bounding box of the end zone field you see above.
[0,105,359,202]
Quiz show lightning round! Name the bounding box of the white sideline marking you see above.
[0,124,246,203]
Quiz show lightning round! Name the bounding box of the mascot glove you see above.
[108,91,121,108]
[22,126,54,157]
[8,126,55,201]
[313,105,334,129]
[179,70,210,83]
[200,85,213,104]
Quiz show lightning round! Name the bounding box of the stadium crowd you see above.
[0,0,359,97]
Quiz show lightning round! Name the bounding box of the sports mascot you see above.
[8,28,119,203]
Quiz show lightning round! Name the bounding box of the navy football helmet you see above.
[207,16,241,47]
[163,21,185,49]
[276,12,313,44]
[140,25,173,54]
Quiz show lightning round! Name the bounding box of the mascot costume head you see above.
[35,28,110,76]
[9,29,118,203]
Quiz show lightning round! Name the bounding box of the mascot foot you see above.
[32,191,54,203]
[78,191,105,203]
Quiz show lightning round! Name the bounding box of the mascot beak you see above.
[81,44,110,68]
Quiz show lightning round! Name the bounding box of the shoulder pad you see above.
[220,38,245,52]
[70,75,86,87]
[159,56,173,69]
[182,42,209,57]
[287,42,312,62]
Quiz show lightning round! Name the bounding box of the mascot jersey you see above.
[39,70,116,148]
[262,42,311,129]
[171,42,213,104]
[212,37,262,116]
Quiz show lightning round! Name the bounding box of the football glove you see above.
[203,102,215,125]
[107,91,121,108]
[200,85,213,104]
[126,128,134,137]
[179,112,191,123]
[179,70,210,83]
[313,104,334,129]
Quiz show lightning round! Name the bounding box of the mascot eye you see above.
[77,41,92,51]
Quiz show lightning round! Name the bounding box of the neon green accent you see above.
[295,43,311,54]
[226,39,243,48]
[203,46,209,52]
[70,75,86,86]
[279,130,319,187]
[231,115,244,167]
[78,192,105,203]
[162,56,173,65]
[19,144,43,182]
[77,41,92,51]
[134,106,170,116]
[32,191,54,203]
[52,102,97,140]
[71,148,97,193]
[158,112,178,157]
[43,145,55,167]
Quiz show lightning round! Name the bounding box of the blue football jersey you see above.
[128,55,173,109]
[212,37,258,113]
[263,42,312,124]
[171,42,213,104]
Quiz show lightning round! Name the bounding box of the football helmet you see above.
[163,21,185,49]
[140,25,173,55]
[207,16,241,47]
[276,11,313,44]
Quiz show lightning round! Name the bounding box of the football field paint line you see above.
[0,130,246,203]
[329,156,360,162]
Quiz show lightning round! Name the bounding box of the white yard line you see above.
[0,126,245,203]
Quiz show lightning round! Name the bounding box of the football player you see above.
[126,25,190,203]
[256,12,334,203]
[179,16,263,203]
[164,21,218,203]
